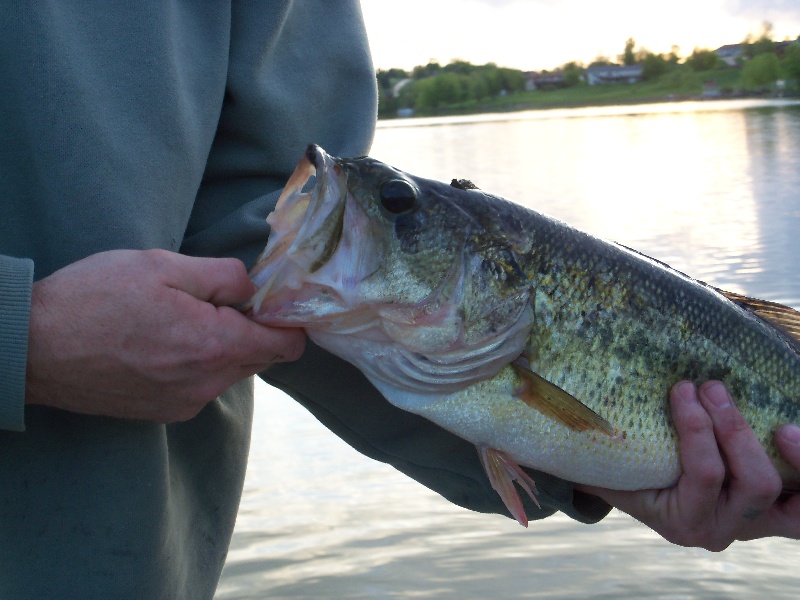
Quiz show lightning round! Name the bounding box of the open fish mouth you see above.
[244,145,348,318]
[243,145,384,326]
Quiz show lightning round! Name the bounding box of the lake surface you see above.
[216,99,800,599]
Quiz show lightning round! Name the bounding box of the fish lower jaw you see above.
[249,282,356,327]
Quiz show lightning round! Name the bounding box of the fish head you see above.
[246,145,533,403]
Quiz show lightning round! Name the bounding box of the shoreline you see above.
[377,93,800,126]
[379,90,800,123]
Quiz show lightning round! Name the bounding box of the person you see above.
[0,2,798,598]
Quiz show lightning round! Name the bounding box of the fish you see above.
[244,144,800,527]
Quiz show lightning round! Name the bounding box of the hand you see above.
[579,381,800,550]
[26,249,305,422]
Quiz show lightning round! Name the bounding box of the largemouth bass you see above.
[245,145,800,526]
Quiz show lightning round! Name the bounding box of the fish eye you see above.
[379,179,418,216]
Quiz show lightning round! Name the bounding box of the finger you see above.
[575,382,725,536]
[697,382,782,522]
[574,484,658,521]
[670,381,727,522]
[776,424,800,472]
[733,424,800,541]
[213,307,306,367]
[159,252,257,306]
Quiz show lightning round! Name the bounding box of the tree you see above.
[753,21,776,56]
[783,44,800,87]
[376,68,409,91]
[743,22,776,59]
[589,55,613,68]
[622,37,636,66]
[685,48,719,72]
[641,52,669,81]
[412,60,441,80]
[741,52,780,89]
[562,61,584,87]
[442,59,473,75]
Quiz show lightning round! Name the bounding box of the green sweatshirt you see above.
[0,2,609,598]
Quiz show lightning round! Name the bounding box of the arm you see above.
[580,381,800,550]
[25,249,304,423]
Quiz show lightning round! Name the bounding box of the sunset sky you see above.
[360,0,800,71]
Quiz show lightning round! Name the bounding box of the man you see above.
[1,2,798,598]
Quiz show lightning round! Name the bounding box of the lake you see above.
[216,99,800,599]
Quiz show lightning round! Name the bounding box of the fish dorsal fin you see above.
[512,359,619,437]
[718,290,800,349]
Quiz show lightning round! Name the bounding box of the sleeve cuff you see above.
[0,256,34,432]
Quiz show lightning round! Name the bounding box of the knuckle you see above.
[140,248,174,269]
[723,411,752,436]
[747,472,783,505]
[693,462,726,488]
[220,257,248,279]
[197,334,230,368]
[681,409,714,436]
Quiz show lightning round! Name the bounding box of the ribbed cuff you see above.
[0,256,34,432]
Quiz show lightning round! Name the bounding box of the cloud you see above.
[723,0,800,22]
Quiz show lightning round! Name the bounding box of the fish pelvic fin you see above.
[477,445,540,527]
[512,359,620,438]
[717,289,800,351]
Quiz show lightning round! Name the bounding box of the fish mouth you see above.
[243,145,345,315]
[243,145,378,323]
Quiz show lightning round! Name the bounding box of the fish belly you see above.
[417,366,681,490]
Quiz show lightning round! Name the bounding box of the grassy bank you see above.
[383,67,797,119]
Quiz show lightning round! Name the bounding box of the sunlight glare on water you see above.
[217,99,800,599]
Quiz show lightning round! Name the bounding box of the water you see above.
[216,99,800,599]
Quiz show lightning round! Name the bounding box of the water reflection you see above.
[217,100,800,599]
[219,384,800,599]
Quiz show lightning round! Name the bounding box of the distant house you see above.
[715,44,742,67]
[586,64,643,86]
[525,70,566,91]
[715,36,800,66]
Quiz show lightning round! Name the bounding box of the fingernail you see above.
[702,382,731,409]
[779,424,800,446]
[675,381,696,404]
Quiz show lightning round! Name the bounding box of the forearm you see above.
[0,255,33,432]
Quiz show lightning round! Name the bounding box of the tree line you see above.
[378,61,527,116]
[377,24,800,118]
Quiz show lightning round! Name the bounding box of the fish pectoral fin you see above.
[512,359,618,437]
[477,445,540,527]
[718,289,800,349]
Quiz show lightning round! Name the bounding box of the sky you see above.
[360,0,800,72]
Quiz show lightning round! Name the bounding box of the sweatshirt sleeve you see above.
[0,255,33,432]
